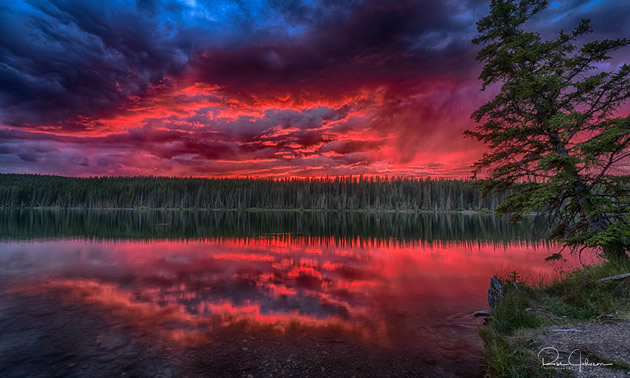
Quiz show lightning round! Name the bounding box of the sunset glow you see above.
[2,0,628,177]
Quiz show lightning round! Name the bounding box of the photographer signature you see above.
[538,347,613,372]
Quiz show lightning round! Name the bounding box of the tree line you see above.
[0,174,505,211]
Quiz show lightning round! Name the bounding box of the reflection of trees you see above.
[0,209,548,245]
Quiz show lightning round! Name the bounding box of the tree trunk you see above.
[573,180,628,261]
[546,124,629,262]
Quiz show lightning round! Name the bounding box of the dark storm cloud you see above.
[0,0,487,129]
[192,0,485,101]
[17,151,43,162]
[0,145,17,154]
[3,0,625,129]
[0,0,191,127]
[0,123,322,163]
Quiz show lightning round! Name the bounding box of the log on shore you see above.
[599,273,630,283]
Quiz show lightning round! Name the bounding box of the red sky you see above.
[1,0,628,177]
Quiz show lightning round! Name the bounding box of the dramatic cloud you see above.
[0,0,628,177]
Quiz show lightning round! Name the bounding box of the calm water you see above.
[0,210,589,377]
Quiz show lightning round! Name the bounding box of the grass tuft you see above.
[491,286,544,334]
[480,284,550,377]
[480,326,548,377]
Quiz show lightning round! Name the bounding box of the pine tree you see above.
[466,0,630,260]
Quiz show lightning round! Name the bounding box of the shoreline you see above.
[481,260,630,377]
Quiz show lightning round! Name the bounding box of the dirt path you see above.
[527,321,630,377]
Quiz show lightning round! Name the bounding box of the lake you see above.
[0,210,588,377]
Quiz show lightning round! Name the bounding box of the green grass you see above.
[480,326,549,377]
[540,259,630,319]
[481,259,630,377]
[480,284,550,377]
[490,285,545,334]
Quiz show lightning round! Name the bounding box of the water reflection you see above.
[0,209,546,244]
[0,210,593,375]
[1,238,584,346]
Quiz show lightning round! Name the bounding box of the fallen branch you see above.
[598,273,630,283]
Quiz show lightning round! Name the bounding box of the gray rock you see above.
[487,276,504,309]
[474,310,492,317]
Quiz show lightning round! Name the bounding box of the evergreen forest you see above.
[0,174,504,211]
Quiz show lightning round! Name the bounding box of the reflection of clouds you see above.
[10,279,210,344]
[10,278,383,345]
[1,237,593,350]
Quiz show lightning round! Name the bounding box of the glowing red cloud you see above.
[0,76,487,177]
